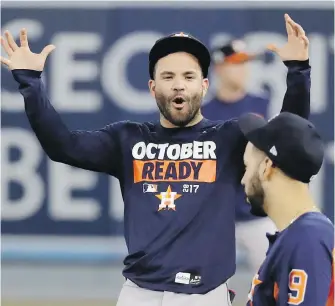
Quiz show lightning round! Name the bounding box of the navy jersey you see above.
[247,212,334,306]
[12,60,310,294]
[202,93,269,222]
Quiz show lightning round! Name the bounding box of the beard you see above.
[246,174,267,217]
[155,90,203,127]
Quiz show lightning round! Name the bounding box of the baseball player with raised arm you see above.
[1,14,311,306]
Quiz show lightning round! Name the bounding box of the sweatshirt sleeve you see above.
[12,69,124,178]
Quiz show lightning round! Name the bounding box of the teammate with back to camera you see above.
[1,13,312,306]
[239,111,334,306]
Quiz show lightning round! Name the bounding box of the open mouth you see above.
[172,97,186,109]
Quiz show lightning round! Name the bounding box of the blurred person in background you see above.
[202,40,277,273]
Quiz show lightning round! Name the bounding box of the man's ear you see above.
[259,157,275,181]
[148,79,155,98]
[202,78,209,98]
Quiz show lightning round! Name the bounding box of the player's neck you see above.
[216,83,246,103]
[265,184,319,231]
[160,112,203,128]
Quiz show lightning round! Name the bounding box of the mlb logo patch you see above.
[143,183,158,193]
[175,272,191,284]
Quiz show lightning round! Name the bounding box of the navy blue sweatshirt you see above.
[12,60,310,294]
[202,94,269,222]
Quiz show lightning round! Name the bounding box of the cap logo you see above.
[173,32,189,37]
[270,146,278,156]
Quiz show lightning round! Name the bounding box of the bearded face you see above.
[245,169,267,217]
[154,89,203,127]
[149,52,209,127]
[241,142,268,217]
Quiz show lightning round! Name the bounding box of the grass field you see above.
[2,300,246,306]
[2,301,117,306]
[2,262,251,306]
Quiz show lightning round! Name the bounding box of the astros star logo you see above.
[248,273,262,304]
[155,185,182,211]
[173,32,189,37]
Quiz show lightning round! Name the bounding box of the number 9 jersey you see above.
[247,211,334,306]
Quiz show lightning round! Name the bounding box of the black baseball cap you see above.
[149,32,211,79]
[238,112,324,183]
[211,39,261,64]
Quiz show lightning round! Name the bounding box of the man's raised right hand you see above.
[1,28,55,71]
